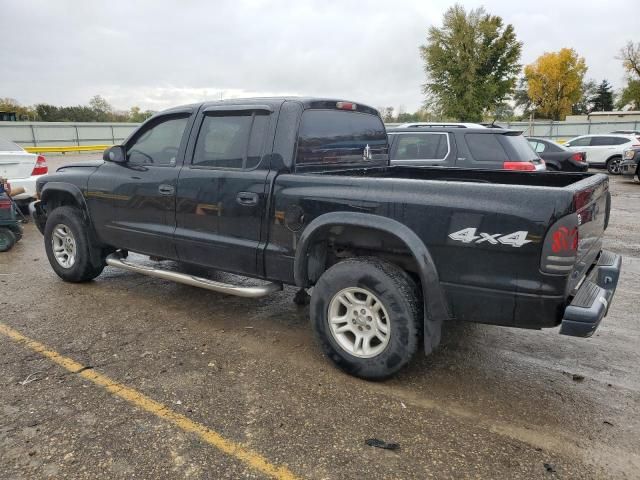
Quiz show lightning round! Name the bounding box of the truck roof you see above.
[162,97,380,116]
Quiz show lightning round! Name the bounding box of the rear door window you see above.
[296,110,387,166]
[192,112,269,169]
[392,133,449,161]
[568,137,591,147]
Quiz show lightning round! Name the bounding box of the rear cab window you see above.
[295,108,388,171]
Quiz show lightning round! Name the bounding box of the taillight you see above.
[571,152,587,164]
[503,161,535,171]
[541,214,579,274]
[336,101,357,111]
[0,198,11,210]
[32,155,48,176]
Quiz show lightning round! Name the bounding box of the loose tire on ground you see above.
[44,206,105,282]
[0,228,16,252]
[310,257,422,380]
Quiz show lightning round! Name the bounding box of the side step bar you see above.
[105,253,282,298]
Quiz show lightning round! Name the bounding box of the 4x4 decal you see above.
[448,228,532,247]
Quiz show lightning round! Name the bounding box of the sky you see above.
[1,0,637,113]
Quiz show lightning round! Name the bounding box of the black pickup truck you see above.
[31,97,621,379]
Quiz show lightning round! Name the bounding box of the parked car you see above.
[388,126,546,171]
[527,137,588,172]
[30,97,620,379]
[621,147,640,181]
[610,130,640,137]
[0,139,48,207]
[563,134,640,174]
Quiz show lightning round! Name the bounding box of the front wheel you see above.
[606,157,622,175]
[310,257,422,380]
[44,206,105,282]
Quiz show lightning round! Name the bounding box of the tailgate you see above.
[570,175,610,293]
[0,151,37,180]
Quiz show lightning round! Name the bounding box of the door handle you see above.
[158,184,175,195]
[236,191,259,206]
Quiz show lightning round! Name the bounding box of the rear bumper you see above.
[6,175,39,200]
[559,250,622,337]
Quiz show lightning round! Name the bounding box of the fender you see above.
[294,212,450,354]
[40,182,90,215]
[39,182,103,268]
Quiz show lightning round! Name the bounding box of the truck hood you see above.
[56,160,104,172]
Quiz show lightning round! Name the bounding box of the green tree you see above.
[420,4,522,122]
[589,79,614,112]
[571,79,597,115]
[129,106,155,123]
[0,97,37,120]
[617,41,640,109]
[524,48,587,120]
[89,95,113,121]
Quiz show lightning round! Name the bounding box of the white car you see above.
[563,134,640,174]
[0,139,48,204]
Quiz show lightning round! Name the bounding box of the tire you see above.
[44,206,104,282]
[0,228,16,252]
[310,257,422,380]
[606,156,622,175]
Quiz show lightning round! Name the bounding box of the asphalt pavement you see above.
[0,154,638,479]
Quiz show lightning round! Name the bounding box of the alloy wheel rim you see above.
[328,287,391,358]
[610,159,621,174]
[51,224,76,269]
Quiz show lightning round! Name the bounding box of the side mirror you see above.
[103,145,126,163]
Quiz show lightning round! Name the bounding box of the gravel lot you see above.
[1,154,639,479]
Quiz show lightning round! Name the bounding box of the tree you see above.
[88,95,112,122]
[0,97,37,120]
[524,48,587,120]
[617,41,640,109]
[420,4,522,122]
[129,106,155,123]
[571,79,597,115]
[513,77,535,118]
[589,80,614,112]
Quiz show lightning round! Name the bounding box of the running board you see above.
[105,253,282,298]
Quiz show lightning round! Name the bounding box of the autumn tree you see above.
[420,4,522,122]
[524,48,587,120]
[617,41,640,109]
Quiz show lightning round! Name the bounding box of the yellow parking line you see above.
[0,322,299,480]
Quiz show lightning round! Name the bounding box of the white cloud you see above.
[0,0,635,112]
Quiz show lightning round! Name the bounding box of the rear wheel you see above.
[0,228,16,252]
[44,206,104,282]
[310,257,422,380]
[606,156,622,175]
